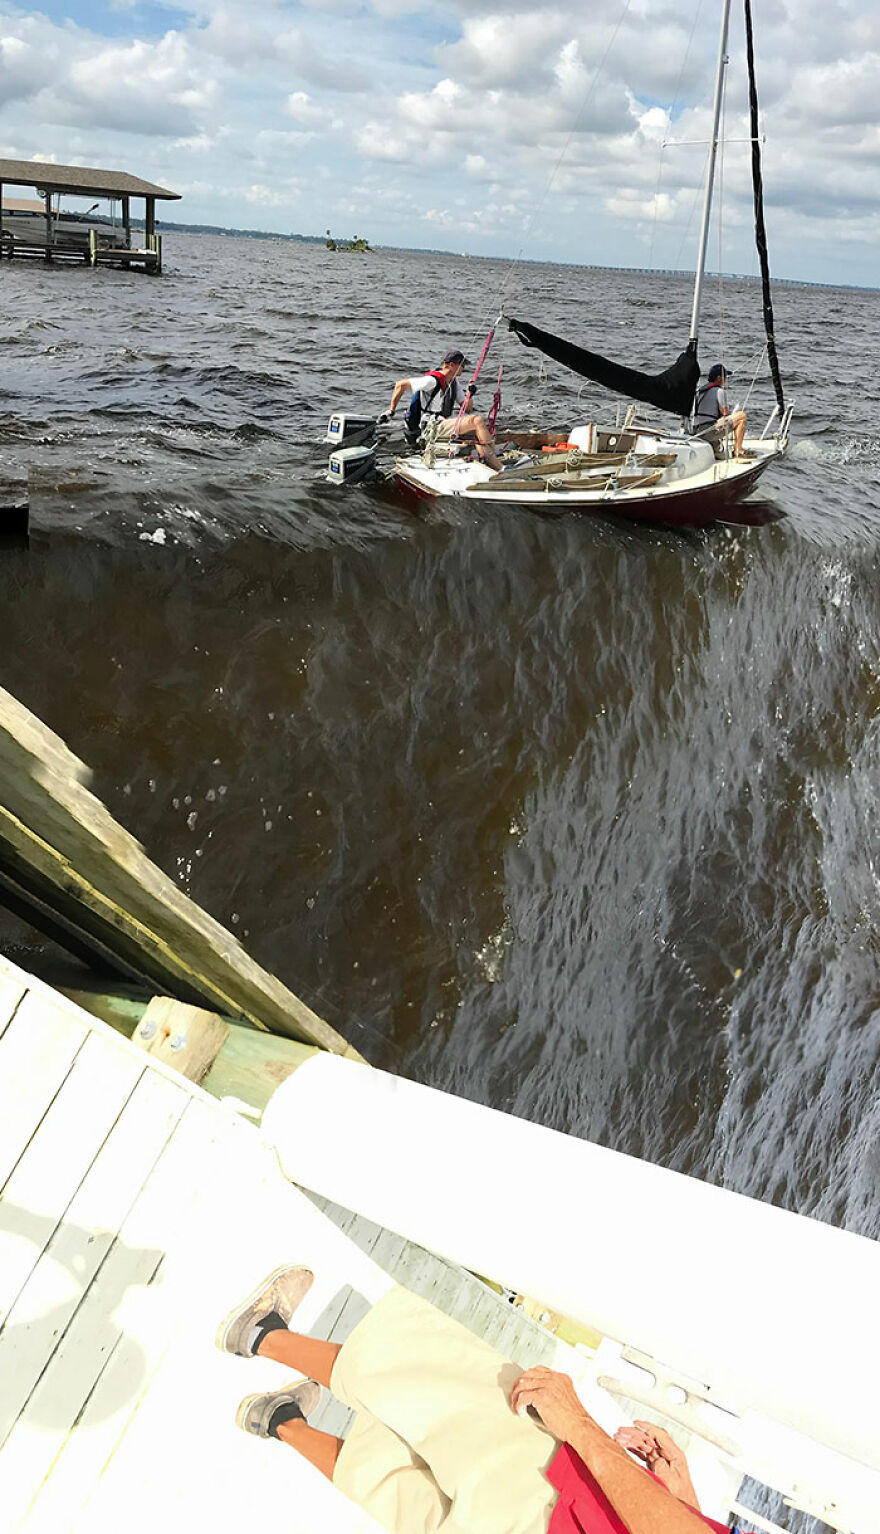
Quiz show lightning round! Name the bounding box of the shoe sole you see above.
[215,1264,314,1354]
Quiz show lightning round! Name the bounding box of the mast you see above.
[689,0,733,345]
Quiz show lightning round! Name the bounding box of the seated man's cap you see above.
[707,363,732,382]
[442,348,467,365]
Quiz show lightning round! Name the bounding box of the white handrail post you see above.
[689,0,733,346]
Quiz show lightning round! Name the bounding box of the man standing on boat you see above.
[218,1266,740,1534]
[690,365,748,458]
[383,347,503,470]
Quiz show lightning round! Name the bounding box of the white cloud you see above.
[284,91,328,125]
[464,153,491,178]
[0,0,877,281]
[243,183,287,205]
[63,33,216,135]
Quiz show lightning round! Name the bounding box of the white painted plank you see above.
[0,1097,224,1528]
[65,1116,391,1534]
[0,1069,188,1450]
[0,1031,146,1327]
[0,967,26,1039]
[0,993,88,1190]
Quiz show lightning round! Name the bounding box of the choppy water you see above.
[2,235,880,1273]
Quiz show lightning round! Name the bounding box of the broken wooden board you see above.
[0,685,362,1057]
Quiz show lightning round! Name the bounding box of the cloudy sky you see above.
[1,0,878,285]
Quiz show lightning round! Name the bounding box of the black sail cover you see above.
[507,319,701,418]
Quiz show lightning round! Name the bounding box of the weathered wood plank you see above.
[0,991,87,1189]
[0,1029,144,1326]
[131,996,229,1083]
[0,1068,187,1449]
[0,685,363,1057]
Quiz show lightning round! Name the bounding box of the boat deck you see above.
[0,954,613,1533]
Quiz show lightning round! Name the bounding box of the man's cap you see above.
[441,348,467,366]
[707,363,732,382]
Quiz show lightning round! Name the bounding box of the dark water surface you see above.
[2,236,880,1258]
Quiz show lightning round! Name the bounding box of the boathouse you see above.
[0,159,180,274]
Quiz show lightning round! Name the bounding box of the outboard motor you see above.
[326,443,380,486]
[324,413,378,450]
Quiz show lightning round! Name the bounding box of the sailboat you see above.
[390,0,793,527]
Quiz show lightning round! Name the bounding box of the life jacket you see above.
[404,370,454,443]
[693,380,722,422]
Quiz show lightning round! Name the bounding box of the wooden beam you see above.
[61,985,319,1114]
[0,686,363,1059]
[131,996,229,1083]
[43,189,51,261]
[121,195,130,248]
[145,197,155,240]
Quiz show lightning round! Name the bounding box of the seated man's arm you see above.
[388,378,413,414]
[511,1368,710,1534]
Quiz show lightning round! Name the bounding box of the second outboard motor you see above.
[326,443,380,486]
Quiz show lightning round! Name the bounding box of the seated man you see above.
[385,347,503,470]
[218,1264,742,1534]
[690,364,748,458]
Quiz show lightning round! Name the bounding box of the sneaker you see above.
[236,1379,322,1439]
[216,1264,314,1357]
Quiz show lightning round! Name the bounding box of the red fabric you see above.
[546,1444,731,1534]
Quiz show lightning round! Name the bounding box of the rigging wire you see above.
[714,83,727,375]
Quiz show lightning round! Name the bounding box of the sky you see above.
[1,0,878,286]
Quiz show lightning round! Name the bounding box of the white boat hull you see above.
[393,426,787,527]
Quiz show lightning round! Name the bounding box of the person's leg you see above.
[330,1286,558,1534]
[277,1416,344,1479]
[732,409,747,455]
[256,1327,341,1387]
[248,1381,454,1532]
[333,1407,453,1533]
[235,1378,343,1480]
[461,412,502,469]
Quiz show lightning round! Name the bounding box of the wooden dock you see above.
[1,160,178,275]
[0,953,617,1533]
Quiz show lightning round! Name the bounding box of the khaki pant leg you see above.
[330,1286,558,1534]
[333,1407,451,1534]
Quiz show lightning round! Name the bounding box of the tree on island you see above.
[325,228,371,253]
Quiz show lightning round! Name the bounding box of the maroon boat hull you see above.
[393,452,777,528]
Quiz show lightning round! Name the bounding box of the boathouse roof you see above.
[0,158,180,200]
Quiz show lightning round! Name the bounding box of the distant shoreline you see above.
[141,218,877,293]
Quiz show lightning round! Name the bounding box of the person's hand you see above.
[510,1367,591,1441]
[613,1422,698,1504]
[465,382,477,396]
[377,409,392,423]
